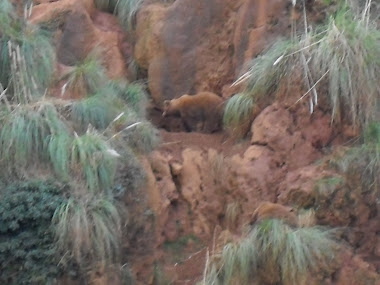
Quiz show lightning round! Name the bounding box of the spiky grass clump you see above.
[204,219,339,285]
[225,201,240,230]
[334,122,380,196]
[52,195,122,267]
[0,103,70,174]
[229,5,380,133]
[311,7,380,127]
[71,86,125,131]
[244,39,298,98]
[0,4,54,91]
[94,0,143,30]
[224,40,298,137]
[62,52,107,97]
[111,81,148,117]
[223,93,254,136]
[71,129,118,194]
[121,121,160,153]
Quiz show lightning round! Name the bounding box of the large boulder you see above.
[135,0,290,103]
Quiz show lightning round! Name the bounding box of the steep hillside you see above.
[0,0,379,284]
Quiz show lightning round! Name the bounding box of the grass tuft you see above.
[122,121,160,153]
[0,6,55,92]
[228,4,380,134]
[223,93,254,137]
[110,80,148,117]
[62,52,107,97]
[70,129,117,194]
[0,103,70,175]
[52,195,122,267]
[71,86,125,131]
[311,6,380,127]
[204,219,339,285]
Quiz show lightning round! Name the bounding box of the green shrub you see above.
[204,219,339,285]
[52,195,122,268]
[0,181,67,285]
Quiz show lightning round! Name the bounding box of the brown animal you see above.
[162,92,224,133]
[249,202,298,227]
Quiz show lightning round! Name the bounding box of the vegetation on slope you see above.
[0,2,54,92]
[202,219,339,285]
[0,0,159,281]
[0,181,67,285]
[225,2,380,134]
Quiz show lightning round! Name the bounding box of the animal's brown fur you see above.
[162,92,224,133]
[249,202,298,227]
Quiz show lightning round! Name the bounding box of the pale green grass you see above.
[0,3,54,91]
[0,103,70,174]
[62,52,107,97]
[204,219,339,285]
[53,195,122,267]
[71,130,117,194]
[311,7,380,127]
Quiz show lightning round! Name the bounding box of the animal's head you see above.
[162,97,183,117]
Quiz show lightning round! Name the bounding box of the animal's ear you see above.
[163,100,170,108]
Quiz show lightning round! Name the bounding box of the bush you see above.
[0,181,67,285]
[203,219,339,285]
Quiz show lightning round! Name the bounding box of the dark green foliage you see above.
[0,181,67,285]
